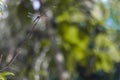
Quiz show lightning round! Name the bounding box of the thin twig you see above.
[0,16,41,72]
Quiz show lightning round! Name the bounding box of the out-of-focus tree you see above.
[0,0,120,80]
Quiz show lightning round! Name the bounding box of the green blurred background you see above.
[0,0,120,80]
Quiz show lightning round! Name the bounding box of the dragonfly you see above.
[26,13,42,40]
[0,13,42,71]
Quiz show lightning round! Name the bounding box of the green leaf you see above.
[0,75,6,80]
[1,72,15,76]
[0,72,15,80]
[0,72,14,80]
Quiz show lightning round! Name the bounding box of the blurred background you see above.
[0,0,120,80]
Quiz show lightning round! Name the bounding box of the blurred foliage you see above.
[0,72,14,80]
[0,0,120,80]
[0,0,7,15]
